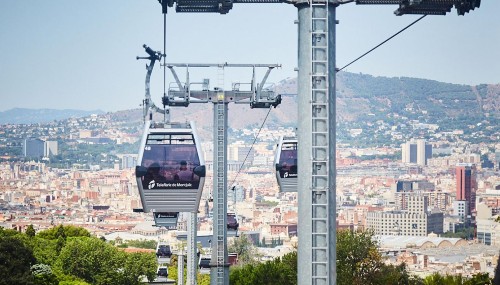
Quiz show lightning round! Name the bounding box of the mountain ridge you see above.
[2,72,498,127]
[0,108,105,125]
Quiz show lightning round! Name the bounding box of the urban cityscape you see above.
[1,0,499,284]
[0,91,499,283]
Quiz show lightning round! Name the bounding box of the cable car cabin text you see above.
[153,212,179,229]
[274,137,298,192]
[136,121,206,213]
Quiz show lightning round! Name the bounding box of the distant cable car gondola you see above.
[227,212,239,237]
[274,137,298,192]
[156,265,168,278]
[198,254,211,274]
[153,212,179,230]
[156,242,172,264]
[135,121,206,213]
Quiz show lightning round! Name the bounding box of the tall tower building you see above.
[401,139,432,166]
[44,141,58,157]
[24,138,45,158]
[24,138,58,158]
[455,163,477,216]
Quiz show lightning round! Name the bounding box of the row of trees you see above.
[229,230,500,285]
[0,225,156,285]
[1,224,217,285]
[2,225,498,284]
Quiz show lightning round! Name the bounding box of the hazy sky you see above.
[1,1,498,112]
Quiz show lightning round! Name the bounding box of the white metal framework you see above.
[160,63,281,285]
[310,1,330,284]
[212,89,229,285]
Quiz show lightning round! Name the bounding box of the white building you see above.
[453,200,469,223]
[401,139,432,166]
[367,195,443,236]
[476,203,500,246]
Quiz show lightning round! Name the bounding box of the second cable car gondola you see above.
[156,265,168,279]
[153,212,179,229]
[227,212,239,237]
[135,121,206,213]
[156,242,172,264]
[198,254,211,275]
[274,136,298,192]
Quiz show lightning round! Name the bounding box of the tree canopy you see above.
[230,229,496,285]
[0,225,157,285]
[0,225,497,285]
[36,225,90,240]
[0,236,36,285]
[228,234,260,265]
[55,237,156,285]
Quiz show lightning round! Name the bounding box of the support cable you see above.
[337,15,426,72]
[162,13,168,122]
[229,107,272,189]
[163,13,167,96]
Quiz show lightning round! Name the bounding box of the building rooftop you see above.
[375,235,466,249]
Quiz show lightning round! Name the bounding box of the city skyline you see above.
[1,1,500,112]
[1,105,499,281]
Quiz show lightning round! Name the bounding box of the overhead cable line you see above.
[337,15,427,72]
[163,13,167,97]
[161,7,170,122]
[229,107,273,189]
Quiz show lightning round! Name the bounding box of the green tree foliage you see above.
[0,236,36,285]
[36,225,90,240]
[31,264,58,285]
[422,272,492,285]
[0,226,22,237]
[55,236,156,285]
[228,234,260,265]
[336,229,424,285]
[230,252,297,285]
[197,273,210,285]
[55,237,121,284]
[464,273,492,285]
[28,237,60,266]
[58,281,91,285]
[441,226,475,240]
[337,229,383,285]
[230,230,421,285]
[0,226,163,285]
[114,251,157,284]
[26,224,36,238]
[118,239,157,249]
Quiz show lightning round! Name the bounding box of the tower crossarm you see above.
[164,63,282,108]
[165,0,480,15]
[356,0,480,15]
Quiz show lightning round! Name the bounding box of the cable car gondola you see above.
[153,212,179,230]
[156,265,168,279]
[135,121,206,213]
[156,242,172,264]
[274,136,298,192]
[227,212,239,237]
[198,254,211,274]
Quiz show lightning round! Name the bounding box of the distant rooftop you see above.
[375,235,466,249]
